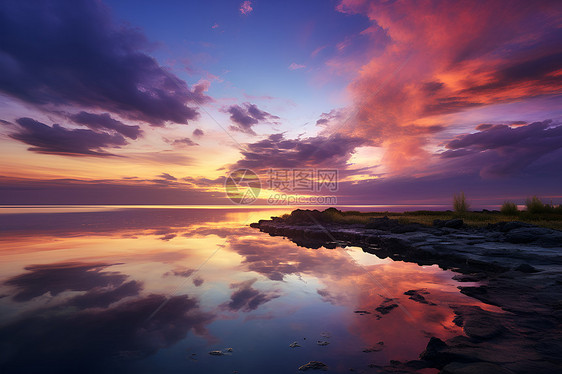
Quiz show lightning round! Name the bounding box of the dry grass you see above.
[322,209,562,231]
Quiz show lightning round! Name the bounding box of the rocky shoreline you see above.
[250,209,562,373]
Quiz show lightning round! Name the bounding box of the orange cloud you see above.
[332,0,562,174]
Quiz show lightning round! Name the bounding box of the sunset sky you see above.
[1,0,561,205]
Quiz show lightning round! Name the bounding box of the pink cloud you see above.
[331,0,562,174]
[288,62,306,70]
[240,1,253,15]
[211,23,219,29]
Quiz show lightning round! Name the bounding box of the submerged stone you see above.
[298,361,328,371]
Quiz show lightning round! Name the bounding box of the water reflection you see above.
[0,208,495,373]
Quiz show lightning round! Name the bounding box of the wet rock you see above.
[463,315,504,340]
[445,219,464,229]
[404,289,436,305]
[375,298,399,317]
[452,273,485,282]
[298,361,328,371]
[366,216,396,230]
[209,350,224,356]
[419,337,448,363]
[442,362,514,374]
[500,221,533,232]
[363,341,384,352]
[505,227,552,243]
[289,342,301,348]
[317,340,329,346]
[433,219,464,229]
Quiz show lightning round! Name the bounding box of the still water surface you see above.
[0,207,497,373]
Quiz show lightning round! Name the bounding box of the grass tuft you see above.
[500,201,518,215]
[453,192,470,213]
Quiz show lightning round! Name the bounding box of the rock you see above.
[514,263,540,273]
[505,227,552,243]
[433,219,464,229]
[363,341,384,352]
[354,310,371,315]
[501,221,533,232]
[445,219,464,229]
[317,340,329,346]
[366,216,396,230]
[225,347,233,352]
[420,337,448,362]
[375,298,399,315]
[289,342,301,348]
[404,289,435,305]
[442,362,514,374]
[298,361,328,371]
[209,351,224,356]
[463,315,504,340]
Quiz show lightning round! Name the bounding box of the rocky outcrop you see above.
[250,210,562,374]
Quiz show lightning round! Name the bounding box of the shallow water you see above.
[0,207,498,373]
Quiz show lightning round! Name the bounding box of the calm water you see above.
[0,207,498,373]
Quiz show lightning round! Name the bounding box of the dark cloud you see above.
[10,117,127,156]
[171,137,198,147]
[315,108,346,126]
[193,277,204,287]
[70,112,142,139]
[422,81,445,94]
[463,51,562,96]
[224,103,279,135]
[223,278,280,312]
[0,293,213,373]
[69,280,142,309]
[0,260,214,372]
[441,120,562,177]
[0,0,208,125]
[192,128,204,137]
[5,262,126,302]
[164,268,195,278]
[476,123,494,131]
[157,173,177,181]
[233,133,367,171]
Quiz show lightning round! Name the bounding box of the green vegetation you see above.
[500,201,519,215]
[453,191,470,213]
[288,196,562,230]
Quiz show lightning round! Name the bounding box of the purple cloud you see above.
[0,0,208,125]
[70,112,142,139]
[316,108,346,126]
[192,128,204,137]
[5,262,127,302]
[224,278,280,312]
[233,133,367,170]
[172,137,199,147]
[224,103,279,136]
[10,117,127,156]
[441,120,562,178]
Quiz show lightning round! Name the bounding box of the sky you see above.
[1,0,561,206]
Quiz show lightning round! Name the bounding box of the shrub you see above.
[525,196,545,214]
[453,192,470,213]
[500,201,518,215]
